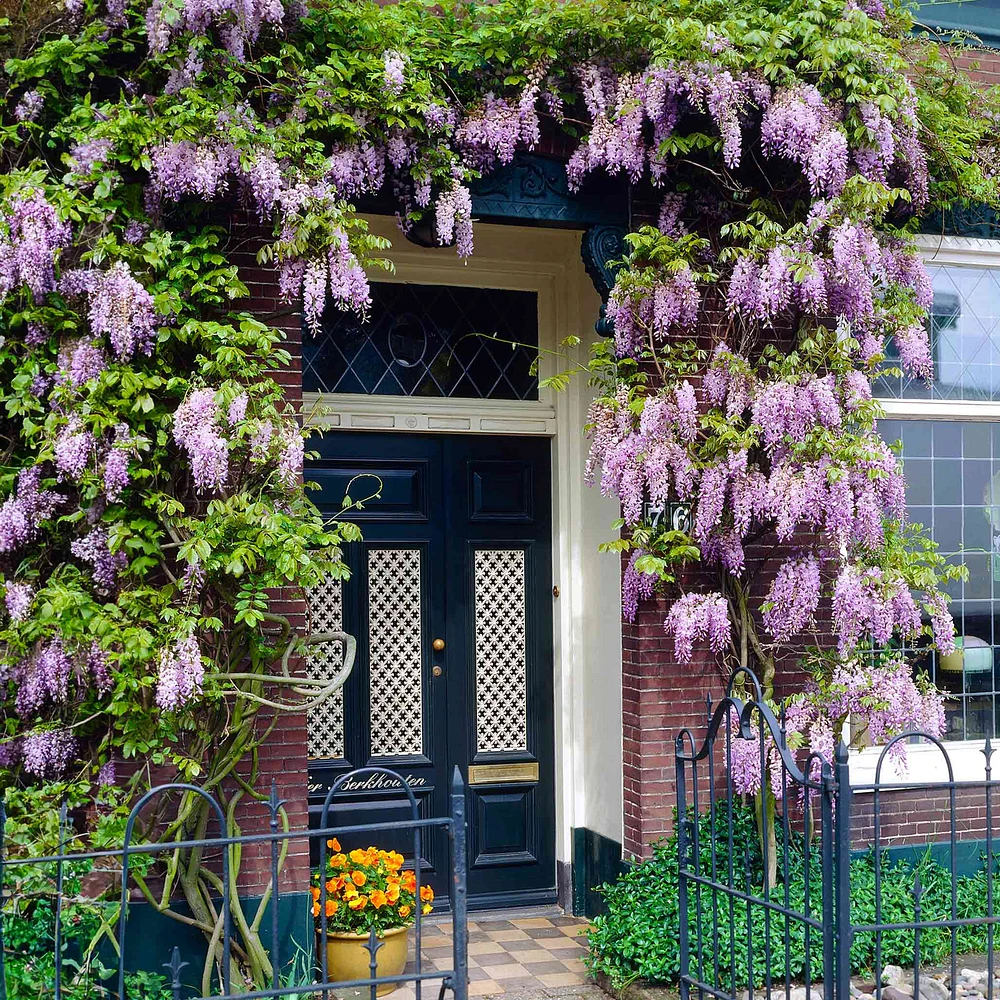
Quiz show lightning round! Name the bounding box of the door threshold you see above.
[422,902,567,927]
[467,903,568,922]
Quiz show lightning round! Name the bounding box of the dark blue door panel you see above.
[306,432,555,909]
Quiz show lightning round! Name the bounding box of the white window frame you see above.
[849,234,1000,785]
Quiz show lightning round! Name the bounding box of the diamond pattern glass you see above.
[880,418,1000,740]
[306,575,345,760]
[474,548,529,753]
[302,282,539,400]
[367,547,424,757]
[876,265,1000,401]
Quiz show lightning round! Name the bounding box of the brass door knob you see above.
[432,665,443,677]
[432,638,446,651]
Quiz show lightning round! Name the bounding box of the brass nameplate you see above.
[468,762,539,785]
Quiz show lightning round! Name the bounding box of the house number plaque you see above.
[468,762,539,785]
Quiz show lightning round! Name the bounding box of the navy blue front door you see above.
[307,432,556,909]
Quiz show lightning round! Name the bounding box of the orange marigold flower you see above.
[422,903,432,915]
[312,902,320,917]
[398,904,411,919]
[327,838,341,852]
[326,878,343,894]
[343,885,359,900]
[419,885,434,902]
[349,849,367,864]
[352,870,367,887]
[311,886,321,901]
[348,895,368,910]
[330,853,348,868]
[401,871,416,891]
[369,890,388,909]
[325,899,338,917]
[386,883,401,903]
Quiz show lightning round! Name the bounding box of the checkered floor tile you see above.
[330,912,594,1000]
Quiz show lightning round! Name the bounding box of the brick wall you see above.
[619,38,1000,861]
[851,786,999,849]
[223,217,311,894]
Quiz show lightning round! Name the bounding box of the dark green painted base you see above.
[116,891,313,997]
[572,827,628,918]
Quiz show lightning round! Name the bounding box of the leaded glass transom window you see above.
[303,282,539,400]
[875,264,1000,400]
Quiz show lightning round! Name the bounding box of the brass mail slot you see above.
[468,762,539,785]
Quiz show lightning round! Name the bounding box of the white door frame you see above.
[302,216,625,868]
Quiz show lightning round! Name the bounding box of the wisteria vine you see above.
[0,0,998,982]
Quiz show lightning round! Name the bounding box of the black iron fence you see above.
[676,667,1000,1000]
[0,766,469,1000]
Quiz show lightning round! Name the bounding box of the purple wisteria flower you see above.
[0,468,62,553]
[145,0,283,59]
[0,190,71,301]
[16,639,73,716]
[5,581,33,621]
[103,425,132,502]
[71,525,127,594]
[150,140,239,202]
[156,634,205,710]
[69,139,113,178]
[622,549,657,622]
[435,184,474,257]
[22,729,76,777]
[227,392,249,426]
[88,641,112,695]
[383,50,406,96]
[14,91,43,123]
[664,592,730,662]
[762,555,821,643]
[277,427,304,488]
[87,261,159,359]
[54,415,95,480]
[173,388,229,492]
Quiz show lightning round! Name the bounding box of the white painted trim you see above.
[878,398,1000,420]
[307,216,624,866]
[849,739,992,787]
[916,233,1000,262]
[303,393,557,436]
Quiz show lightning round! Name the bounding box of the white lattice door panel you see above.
[367,547,425,758]
[474,549,528,753]
[306,575,346,760]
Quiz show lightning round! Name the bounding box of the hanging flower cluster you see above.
[172,386,306,493]
[156,634,205,710]
[727,656,946,796]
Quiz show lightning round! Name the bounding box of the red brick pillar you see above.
[224,218,311,893]
[621,575,727,859]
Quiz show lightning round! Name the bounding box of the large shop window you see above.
[876,259,1000,743]
[879,418,1000,741]
[302,281,539,400]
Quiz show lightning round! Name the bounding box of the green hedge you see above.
[586,805,994,988]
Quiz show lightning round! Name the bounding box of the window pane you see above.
[303,282,540,401]
[874,264,1000,401]
[889,420,1000,739]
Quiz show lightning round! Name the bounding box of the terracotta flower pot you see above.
[324,924,410,996]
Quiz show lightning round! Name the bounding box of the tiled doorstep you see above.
[330,914,594,1000]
